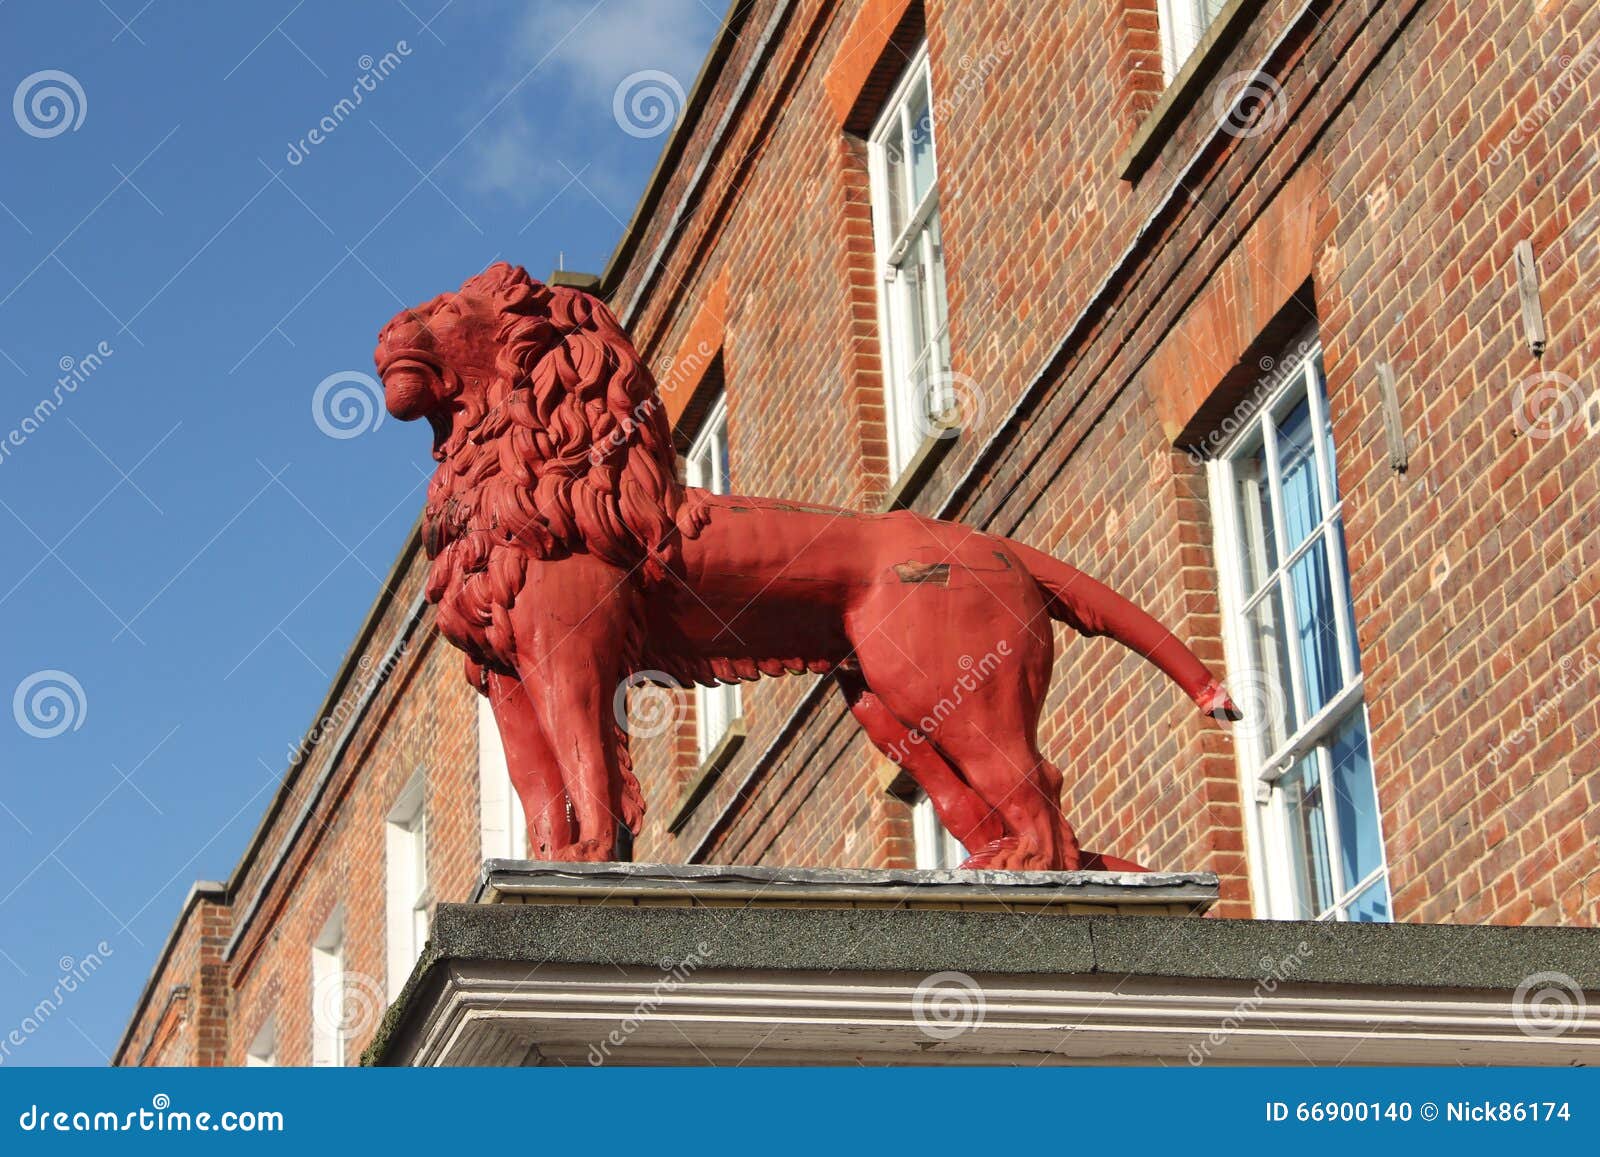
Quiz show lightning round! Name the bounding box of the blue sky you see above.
[0,0,720,1066]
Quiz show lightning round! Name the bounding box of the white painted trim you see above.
[477,696,526,862]
[867,42,945,480]
[385,771,429,1002]
[310,907,345,1067]
[395,963,1600,1067]
[1207,336,1390,920]
[244,1016,276,1067]
[684,394,741,761]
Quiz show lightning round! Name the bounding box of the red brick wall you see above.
[113,891,229,1066]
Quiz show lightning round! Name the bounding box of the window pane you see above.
[1287,537,1344,715]
[1280,754,1334,918]
[1313,352,1340,500]
[1231,451,1275,596]
[1328,711,1383,889]
[1346,877,1390,922]
[884,120,908,237]
[906,76,935,207]
[1334,519,1360,675]
[900,232,929,381]
[1275,396,1323,549]
[1245,585,1298,747]
[712,415,730,495]
[923,209,949,367]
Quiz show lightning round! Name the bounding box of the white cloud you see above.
[518,0,718,98]
[462,0,719,204]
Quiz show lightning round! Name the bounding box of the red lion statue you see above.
[376,263,1238,870]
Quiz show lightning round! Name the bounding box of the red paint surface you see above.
[377,264,1238,870]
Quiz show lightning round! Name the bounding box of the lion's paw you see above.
[958,834,1080,872]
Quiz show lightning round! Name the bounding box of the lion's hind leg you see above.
[835,668,1005,857]
[849,565,1081,871]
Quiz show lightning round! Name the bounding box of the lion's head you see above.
[376,262,691,592]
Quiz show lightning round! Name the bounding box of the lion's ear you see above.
[464,262,540,308]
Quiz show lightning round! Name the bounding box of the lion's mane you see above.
[408,263,705,679]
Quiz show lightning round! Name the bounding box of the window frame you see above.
[245,1017,277,1067]
[310,908,346,1067]
[1206,330,1391,922]
[910,791,967,870]
[384,771,430,1000]
[477,695,529,861]
[1156,0,1226,83]
[866,42,951,480]
[684,394,741,764]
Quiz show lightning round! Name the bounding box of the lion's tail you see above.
[1011,540,1239,719]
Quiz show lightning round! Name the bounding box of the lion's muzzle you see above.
[381,358,440,421]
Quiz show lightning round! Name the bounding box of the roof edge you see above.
[595,0,752,298]
[110,880,228,1065]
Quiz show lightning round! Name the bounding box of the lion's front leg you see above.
[486,671,572,857]
[509,554,639,862]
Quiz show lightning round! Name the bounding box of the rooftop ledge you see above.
[471,859,1219,916]
[366,860,1600,1067]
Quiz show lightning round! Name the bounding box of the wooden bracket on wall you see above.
[1513,240,1547,356]
[1377,361,1408,473]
